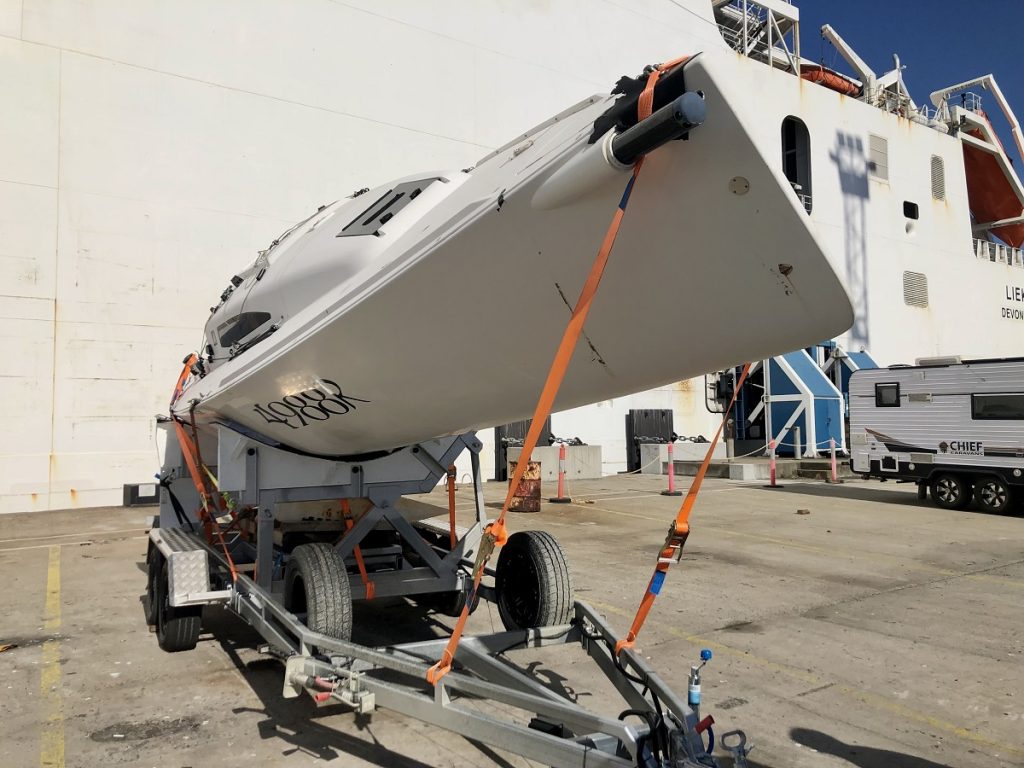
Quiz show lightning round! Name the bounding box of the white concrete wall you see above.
[1,0,731,512]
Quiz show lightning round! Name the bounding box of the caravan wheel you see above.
[930,473,971,510]
[975,477,1012,514]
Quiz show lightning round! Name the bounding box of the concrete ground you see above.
[1,474,1022,768]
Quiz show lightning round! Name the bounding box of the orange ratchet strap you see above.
[425,56,690,685]
[169,354,239,581]
[614,362,751,655]
[341,500,375,600]
[446,465,458,549]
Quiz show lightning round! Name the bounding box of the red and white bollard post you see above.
[548,442,571,503]
[829,437,838,484]
[765,438,782,488]
[661,440,682,496]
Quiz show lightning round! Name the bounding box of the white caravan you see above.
[849,358,1024,513]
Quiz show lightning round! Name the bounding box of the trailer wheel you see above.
[495,531,574,631]
[975,476,1013,514]
[285,543,353,643]
[930,473,972,510]
[155,561,202,652]
[143,543,163,626]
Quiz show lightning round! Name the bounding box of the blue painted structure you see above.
[823,347,879,417]
[765,349,845,457]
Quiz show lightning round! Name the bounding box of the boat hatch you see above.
[337,177,442,238]
[217,311,272,348]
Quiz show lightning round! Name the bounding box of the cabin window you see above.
[972,393,1024,420]
[903,271,928,307]
[781,116,812,214]
[217,311,271,348]
[868,134,888,181]
[903,201,919,219]
[875,383,901,407]
[337,177,441,238]
[930,155,945,200]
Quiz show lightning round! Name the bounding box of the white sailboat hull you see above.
[175,50,853,457]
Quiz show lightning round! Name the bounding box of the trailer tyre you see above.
[930,473,972,510]
[143,543,163,626]
[495,531,574,631]
[285,543,353,643]
[975,476,1013,514]
[155,561,202,652]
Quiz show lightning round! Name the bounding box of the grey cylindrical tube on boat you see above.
[531,91,706,211]
[610,91,706,166]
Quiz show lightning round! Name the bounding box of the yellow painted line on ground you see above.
[40,545,64,768]
[585,598,1024,760]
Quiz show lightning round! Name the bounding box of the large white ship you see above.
[1,0,1022,511]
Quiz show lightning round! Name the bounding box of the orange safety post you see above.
[549,442,571,503]
[661,440,682,497]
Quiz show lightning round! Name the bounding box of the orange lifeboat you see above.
[800,64,862,97]
[964,120,1024,248]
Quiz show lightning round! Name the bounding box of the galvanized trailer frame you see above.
[148,424,750,767]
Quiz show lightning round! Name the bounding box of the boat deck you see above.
[1,474,1022,767]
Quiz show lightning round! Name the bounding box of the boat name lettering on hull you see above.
[252,379,370,430]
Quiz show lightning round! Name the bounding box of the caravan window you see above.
[875,383,900,407]
[972,393,1024,420]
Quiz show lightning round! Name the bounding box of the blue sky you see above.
[796,0,1024,167]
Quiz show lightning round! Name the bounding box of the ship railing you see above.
[714,0,799,73]
[974,237,1024,268]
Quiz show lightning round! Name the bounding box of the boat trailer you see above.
[145,423,751,767]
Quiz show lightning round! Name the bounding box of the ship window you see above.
[930,155,945,200]
[972,393,1024,420]
[337,177,441,238]
[875,383,901,408]
[781,116,812,214]
[217,311,271,348]
[903,271,929,307]
[868,134,888,181]
[903,201,919,219]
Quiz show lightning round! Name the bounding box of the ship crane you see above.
[929,74,1024,171]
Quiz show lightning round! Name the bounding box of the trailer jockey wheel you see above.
[155,560,202,653]
[975,476,1012,514]
[285,543,353,645]
[495,531,574,631]
[930,473,972,511]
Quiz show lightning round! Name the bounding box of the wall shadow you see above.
[830,132,871,351]
[790,727,958,768]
